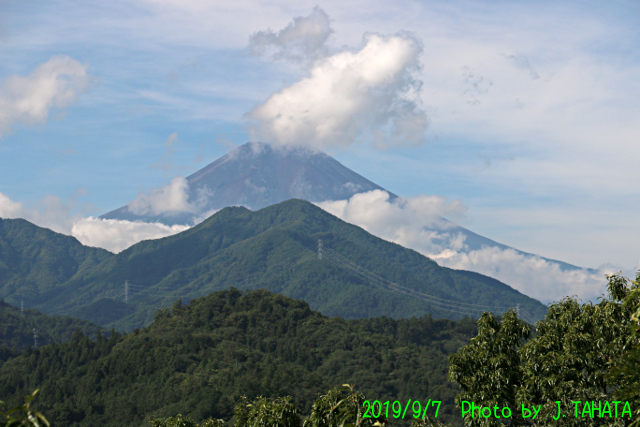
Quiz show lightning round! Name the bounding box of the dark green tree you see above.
[149,414,225,427]
[607,273,640,426]
[448,310,529,426]
[234,396,300,427]
[448,272,640,426]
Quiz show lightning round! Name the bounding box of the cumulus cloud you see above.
[0,192,25,218]
[0,191,193,253]
[317,189,467,257]
[0,176,207,253]
[0,191,80,234]
[248,9,428,150]
[436,247,615,303]
[72,217,189,253]
[0,55,89,137]
[249,7,332,63]
[317,190,616,303]
[127,176,195,215]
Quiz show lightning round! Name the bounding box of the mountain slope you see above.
[0,289,476,427]
[0,218,112,307]
[102,142,396,225]
[34,199,547,329]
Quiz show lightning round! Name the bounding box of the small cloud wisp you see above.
[0,55,89,137]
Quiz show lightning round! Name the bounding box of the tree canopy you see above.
[448,271,640,426]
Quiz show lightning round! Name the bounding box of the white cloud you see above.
[0,191,192,253]
[317,189,467,257]
[0,192,25,218]
[127,176,195,215]
[433,247,616,303]
[248,22,428,149]
[317,190,618,303]
[0,191,79,234]
[0,55,89,136]
[71,217,189,253]
[249,6,332,63]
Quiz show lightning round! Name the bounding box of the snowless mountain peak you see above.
[101,141,396,225]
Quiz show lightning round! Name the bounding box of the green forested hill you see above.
[0,217,112,306]
[0,300,104,350]
[1,200,547,330]
[0,289,477,427]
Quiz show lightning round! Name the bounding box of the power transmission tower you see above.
[318,239,323,261]
[21,301,24,315]
[125,281,129,304]
[33,328,39,349]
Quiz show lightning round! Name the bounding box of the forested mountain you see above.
[0,300,104,350]
[0,289,477,427]
[0,217,112,305]
[0,200,547,331]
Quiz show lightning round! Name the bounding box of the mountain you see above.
[102,142,396,225]
[0,299,104,350]
[2,199,547,330]
[100,142,589,275]
[0,288,476,427]
[0,218,112,306]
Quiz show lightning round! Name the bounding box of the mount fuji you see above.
[103,142,583,267]
[102,142,396,225]
[101,142,599,302]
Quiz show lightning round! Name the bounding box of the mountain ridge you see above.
[1,199,548,330]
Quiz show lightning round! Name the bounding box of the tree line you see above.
[2,272,639,426]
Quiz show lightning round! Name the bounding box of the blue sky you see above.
[1,0,639,297]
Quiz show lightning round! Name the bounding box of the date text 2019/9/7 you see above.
[362,400,441,420]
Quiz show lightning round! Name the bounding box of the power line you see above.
[39,240,541,325]
[309,245,541,324]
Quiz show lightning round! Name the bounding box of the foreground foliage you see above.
[152,385,394,427]
[449,272,640,426]
[302,384,386,427]
[235,396,300,427]
[150,414,225,427]
[0,390,49,427]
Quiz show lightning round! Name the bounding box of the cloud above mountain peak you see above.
[247,8,428,150]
